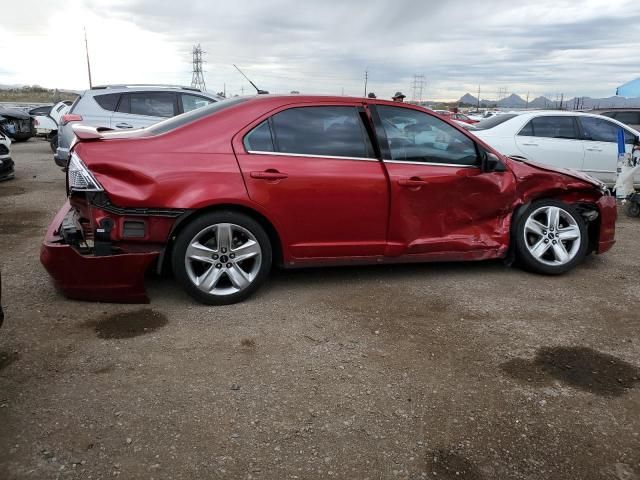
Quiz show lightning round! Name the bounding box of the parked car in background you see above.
[0,107,35,142]
[471,111,640,187]
[592,109,640,131]
[0,130,14,181]
[34,101,73,152]
[434,110,479,125]
[41,95,615,306]
[54,85,223,167]
[29,104,53,117]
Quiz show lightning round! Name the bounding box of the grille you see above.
[0,144,8,155]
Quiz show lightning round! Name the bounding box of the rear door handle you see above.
[250,170,288,180]
[521,142,538,146]
[585,147,602,152]
[398,178,428,187]
[115,123,133,129]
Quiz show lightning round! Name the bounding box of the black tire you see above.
[624,201,640,218]
[171,211,272,305]
[12,136,30,142]
[49,133,58,153]
[514,199,588,275]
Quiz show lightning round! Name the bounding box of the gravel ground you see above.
[1,140,639,480]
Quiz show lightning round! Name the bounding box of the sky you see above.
[1,0,640,101]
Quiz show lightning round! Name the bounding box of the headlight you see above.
[67,152,103,192]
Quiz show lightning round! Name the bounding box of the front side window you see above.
[128,92,176,118]
[579,116,636,144]
[182,94,214,113]
[270,106,374,158]
[520,116,579,140]
[376,105,478,166]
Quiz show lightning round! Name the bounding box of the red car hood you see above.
[509,156,607,190]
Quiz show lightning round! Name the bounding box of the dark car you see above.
[593,109,640,131]
[41,95,616,306]
[29,105,54,117]
[0,107,35,142]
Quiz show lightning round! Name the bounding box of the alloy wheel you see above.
[184,223,262,296]
[523,206,581,266]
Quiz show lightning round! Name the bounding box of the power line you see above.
[412,74,425,103]
[191,44,206,91]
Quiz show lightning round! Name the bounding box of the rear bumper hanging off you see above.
[40,201,159,303]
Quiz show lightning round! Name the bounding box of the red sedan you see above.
[41,95,616,305]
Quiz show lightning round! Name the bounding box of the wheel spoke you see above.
[186,241,215,263]
[227,264,251,290]
[557,225,580,241]
[525,219,546,236]
[232,240,261,262]
[216,223,233,251]
[547,207,560,230]
[530,239,551,259]
[197,266,224,291]
[551,241,570,263]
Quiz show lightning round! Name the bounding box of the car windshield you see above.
[473,114,519,130]
[147,97,249,135]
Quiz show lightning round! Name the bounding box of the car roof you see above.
[83,85,223,99]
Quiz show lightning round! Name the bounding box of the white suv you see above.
[55,85,223,167]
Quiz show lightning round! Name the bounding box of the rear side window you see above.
[181,93,214,113]
[607,111,640,125]
[120,92,176,118]
[93,93,120,112]
[270,106,374,158]
[244,120,275,152]
[519,116,579,139]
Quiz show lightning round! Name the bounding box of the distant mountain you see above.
[528,96,553,108]
[497,94,526,108]
[459,93,479,105]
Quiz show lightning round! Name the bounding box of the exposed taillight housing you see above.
[67,152,103,193]
[61,114,83,126]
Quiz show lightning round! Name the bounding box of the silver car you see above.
[54,85,223,167]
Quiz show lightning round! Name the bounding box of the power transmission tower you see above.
[363,71,368,97]
[412,74,425,103]
[477,85,481,109]
[191,44,206,91]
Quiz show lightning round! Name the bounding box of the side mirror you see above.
[482,151,507,172]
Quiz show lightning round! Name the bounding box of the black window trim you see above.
[243,105,379,161]
[93,93,122,113]
[369,104,480,169]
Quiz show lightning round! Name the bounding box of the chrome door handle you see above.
[115,123,133,129]
[585,147,602,152]
[521,143,538,146]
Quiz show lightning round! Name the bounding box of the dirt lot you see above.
[1,140,639,480]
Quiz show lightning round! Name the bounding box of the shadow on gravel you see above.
[85,309,168,339]
[0,208,44,235]
[501,346,640,396]
[0,185,26,197]
[426,449,485,480]
[0,351,19,371]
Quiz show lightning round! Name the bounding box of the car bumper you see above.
[596,195,617,254]
[54,147,69,167]
[40,201,159,303]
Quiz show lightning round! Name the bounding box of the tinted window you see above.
[525,116,579,139]
[377,105,478,166]
[580,117,636,144]
[244,120,274,152]
[94,93,120,112]
[518,121,534,136]
[182,93,214,113]
[147,97,248,135]
[475,114,518,130]
[271,106,374,158]
[129,92,176,118]
[608,111,640,125]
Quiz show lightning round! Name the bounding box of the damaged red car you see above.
[40,95,616,305]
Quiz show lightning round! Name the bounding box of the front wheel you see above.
[515,200,588,275]
[171,211,272,305]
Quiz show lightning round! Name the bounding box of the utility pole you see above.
[477,85,481,109]
[363,70,368,97]
[559,93,564,110]
[84,27,93,89]
[191,44,206,91]
[525,92,529,109]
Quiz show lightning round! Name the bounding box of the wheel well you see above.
[159,204,284,275]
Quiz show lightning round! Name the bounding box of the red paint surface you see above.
[41,96,617,302]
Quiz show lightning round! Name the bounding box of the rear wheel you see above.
[171,211,272,305]
[624,201,640,218]
[515,200,588,275]
[49,133,58,153]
